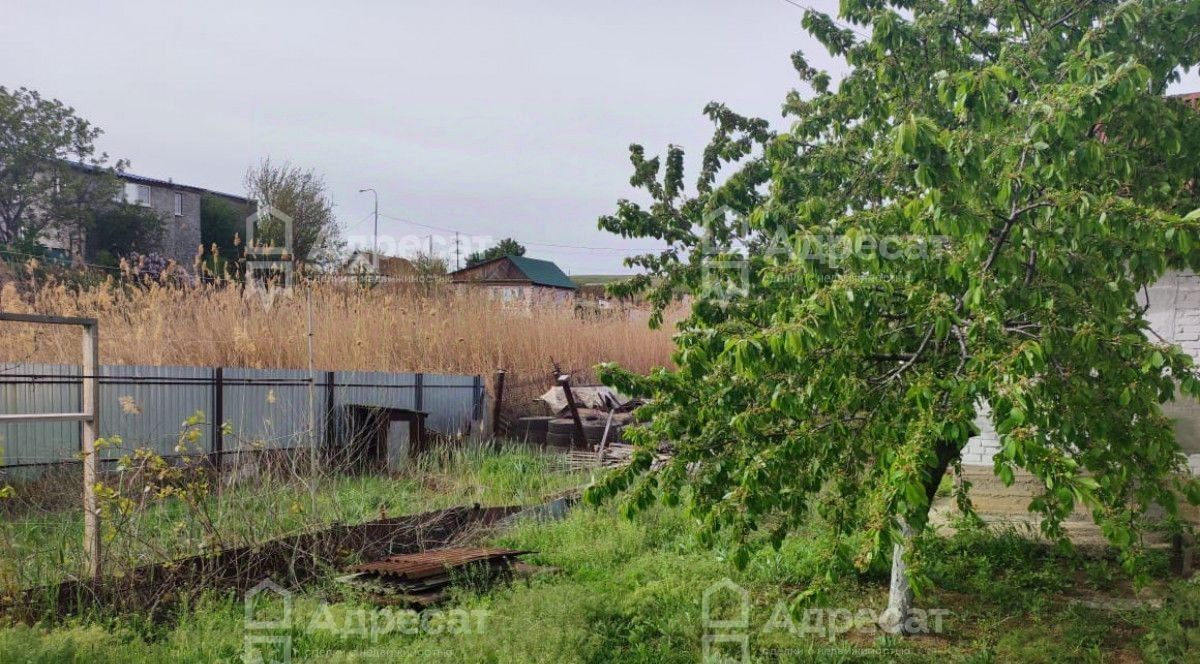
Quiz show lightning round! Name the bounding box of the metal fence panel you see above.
[336,370,418,412]
[0,363,484,480]
[0,363,80,475]
[100,365,213,462]
[422,373,483,436]
[224,368,324,452]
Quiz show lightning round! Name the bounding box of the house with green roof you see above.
[448,254,577,308]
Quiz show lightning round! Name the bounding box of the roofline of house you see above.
[344,250,414,264]
[448,254,578,290]
[447,254,514,276]
[66,162,253,204]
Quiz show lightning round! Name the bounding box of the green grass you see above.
[0,444,589,592]
[1,485,1195,663]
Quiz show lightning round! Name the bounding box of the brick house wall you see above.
[462,283,575,310]
[961,269,1200,473]
[141,183,202,268]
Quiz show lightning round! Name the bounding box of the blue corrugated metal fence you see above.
[0,363,486,478]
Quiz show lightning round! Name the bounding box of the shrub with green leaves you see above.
[589,0,1200,622]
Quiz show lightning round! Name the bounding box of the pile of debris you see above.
[511,381,642,449]
[339,547,532,606]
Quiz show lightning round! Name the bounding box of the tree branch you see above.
[882,325,936,383]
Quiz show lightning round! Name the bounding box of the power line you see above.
[376,212,459,235]
[374,211,662,254]
[778,0,871,39]
[340,209,377,232]
[523,240,660,253]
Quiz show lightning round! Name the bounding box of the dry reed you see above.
[0,277,678,381]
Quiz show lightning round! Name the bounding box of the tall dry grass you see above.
[0,278,678,381]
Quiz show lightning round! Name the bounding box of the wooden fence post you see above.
[472,375,484,423]
[557,375,587,448]
[324,370,336,454]
[211,367,224,472]
[81,322,101,583]
[0,313,103,582]
[491,370,506,438]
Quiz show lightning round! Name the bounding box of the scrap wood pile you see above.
[338,547,537,607]
[555,442,672,472]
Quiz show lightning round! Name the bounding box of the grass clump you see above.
[0,443,587,592]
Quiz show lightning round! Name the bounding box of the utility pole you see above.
[455,232,461,270]
[305,291,317,505]
[358,188,379,265]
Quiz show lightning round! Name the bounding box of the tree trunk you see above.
[881,440,959,635]
[880,521,915,634]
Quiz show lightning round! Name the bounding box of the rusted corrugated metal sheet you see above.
[350,547,530,580]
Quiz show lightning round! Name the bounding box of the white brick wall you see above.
[961,269,1200,471]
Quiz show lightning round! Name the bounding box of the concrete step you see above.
[928,498,1173,548]
[951,467,1094,520]
[933,468,1190,549]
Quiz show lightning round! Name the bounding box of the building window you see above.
[125,183,151,206]
[173,192,183,216]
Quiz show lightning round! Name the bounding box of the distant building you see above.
[344,251,418,280]
[45,164,251,270]
[448,255,576,307]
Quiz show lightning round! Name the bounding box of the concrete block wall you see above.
[146,186,202,269]
[961,269,1200,472]
[960,402,1000,467]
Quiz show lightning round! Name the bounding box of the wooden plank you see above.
[0,412,90,423]
[596,408,615,465]
[491,370,506,437]
[81,323,101,583]
[0,312,98,327]
[557,375,587,448]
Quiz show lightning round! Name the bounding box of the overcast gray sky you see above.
[3,1,1198,274]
